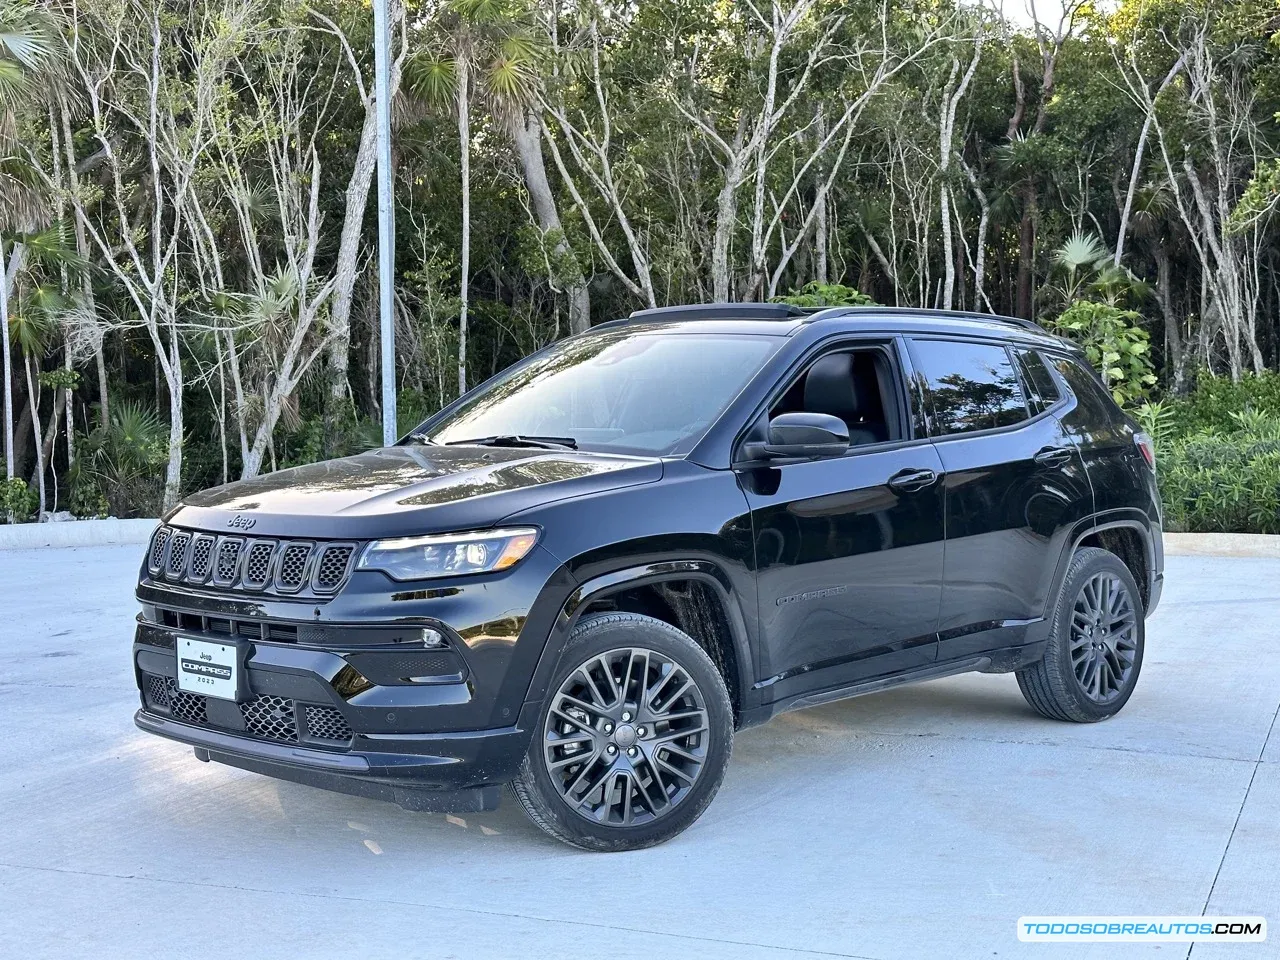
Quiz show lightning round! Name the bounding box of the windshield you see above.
[419,330,781,456]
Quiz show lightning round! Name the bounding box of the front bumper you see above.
[134,709,530,811]
[131,543,576,809]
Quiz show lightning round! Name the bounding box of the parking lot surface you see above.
[1,545,1277,959]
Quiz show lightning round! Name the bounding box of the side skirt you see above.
[766,641,1048,718]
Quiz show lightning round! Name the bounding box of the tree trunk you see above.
[1016,181,1036,319]
[326,106,378,426]
[457,56,471,395]
[162,335,184,510]
[512,109,590,333]
[326,0,406,436]
[37,387,67,514]
[1,234,13,489]
[24,357,45,518]
[1153,244,1187,393]
[710,168,742,303]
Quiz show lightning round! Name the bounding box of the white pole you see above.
[373,0,397,445]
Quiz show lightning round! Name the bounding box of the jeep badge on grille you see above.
[228,514,256,530]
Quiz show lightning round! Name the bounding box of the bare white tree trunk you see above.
[938,35,982,311]
[512,109,590,333]
[457,55,471,395]
[1,238,13,490]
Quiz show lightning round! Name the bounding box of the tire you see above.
[1016,546,1146,722]
[511,612,734,851]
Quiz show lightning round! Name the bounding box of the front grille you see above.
[145,673,172,708]
[214,538,243,584]
[315,545,355,591]
[242,695,298,742]
[150,526,358,598]
[304,705,354,742]
[165,532,191,578]
[143,675,353,746]
[188,535,215,581]
[148,527,171,573]
[275,543,311,591]
[169,685,208,725]
[242,541,275,588]
[155,606,298,643]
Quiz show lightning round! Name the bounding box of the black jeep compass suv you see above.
[133,304,1163,850]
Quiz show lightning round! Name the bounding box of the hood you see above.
[168,445,663,540]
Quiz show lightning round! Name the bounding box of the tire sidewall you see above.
[1049,548,1146,720]
[515,613,734,851]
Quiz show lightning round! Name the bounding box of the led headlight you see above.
[358,527,539,581]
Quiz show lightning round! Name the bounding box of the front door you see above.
[741,342,946,704]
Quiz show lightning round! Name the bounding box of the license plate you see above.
[176,637,240,701]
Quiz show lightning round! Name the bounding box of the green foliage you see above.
[76,402,169,518]
[38,368,80,391]
[1159,410,1280,534]
[772,283,876,308]
[1050,301,1157,406]
[1160,371,1280,437]
[0,478,38,523]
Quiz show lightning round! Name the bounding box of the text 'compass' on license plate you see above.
[176,637,240,701]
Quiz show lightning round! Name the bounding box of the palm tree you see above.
[406,0,538,395]
[0,0,66,497]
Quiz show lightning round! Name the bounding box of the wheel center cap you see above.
[613,724,637,749]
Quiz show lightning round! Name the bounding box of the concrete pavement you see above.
[1,545,1276,959]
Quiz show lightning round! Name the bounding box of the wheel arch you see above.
[1046,513,1156,618]
[523,560,756,727]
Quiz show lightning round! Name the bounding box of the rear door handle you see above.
[1033,446,1073,467]
[887,467,938,493]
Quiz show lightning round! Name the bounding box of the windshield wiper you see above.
[404,432,437,445]
[445,434,578,450]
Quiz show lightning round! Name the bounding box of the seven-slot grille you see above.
[148,525,357,597]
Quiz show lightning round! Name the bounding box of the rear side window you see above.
[1050,354,1118,423]
[1015,350,1061,415]
[909,339,1028,436]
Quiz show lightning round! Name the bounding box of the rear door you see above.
[740,338,945,702]
[906,337,1093,662]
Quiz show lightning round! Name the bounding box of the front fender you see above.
[519,558,759,721]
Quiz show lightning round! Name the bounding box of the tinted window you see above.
[422,331,780,456]
[1051,355,1117,424]
[1016,350,1061,415]
[910,339,1028,436]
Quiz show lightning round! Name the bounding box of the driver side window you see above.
[770,346,904,448]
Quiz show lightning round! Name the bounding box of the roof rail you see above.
[618,302,1050,336]
[626,303,809,322]
[811,305,1045,334]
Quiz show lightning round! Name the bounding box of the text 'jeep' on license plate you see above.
[176,637,239,701]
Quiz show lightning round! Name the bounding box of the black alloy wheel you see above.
[1068,571,1139,703]
[511,612,733,851]
[543,646,710,826]
[1016,546,1146,722]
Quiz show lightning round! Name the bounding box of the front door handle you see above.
[1033,445,1073,467]
[887,467,938,493]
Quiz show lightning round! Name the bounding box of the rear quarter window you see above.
[1015,350,1062,415]
[1049,354,1120,424]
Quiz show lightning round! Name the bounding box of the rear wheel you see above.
[511,612,733,851]
[1017,546,1145,722]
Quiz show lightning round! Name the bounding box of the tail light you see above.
[1134,432,1155,471]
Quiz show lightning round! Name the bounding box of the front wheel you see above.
[511,612,733,851]
[1017,546,1146,722]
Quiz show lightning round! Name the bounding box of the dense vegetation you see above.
[2,0,1280,531]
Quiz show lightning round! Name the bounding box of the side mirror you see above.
[741,412,849,463]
